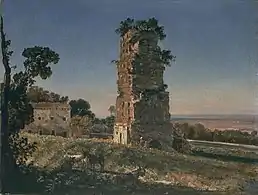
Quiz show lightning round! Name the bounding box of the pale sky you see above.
[1,0,258,117]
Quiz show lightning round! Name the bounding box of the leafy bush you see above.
[171,125,191,153]
[176,122,258,145]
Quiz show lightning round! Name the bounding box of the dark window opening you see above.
[38,117,41,120]
[39,131,42,135]
[119,133,122,143]
[121,102,125,117]
[63,117,66,121]
[50,116,54,120]
[28,130,32,133]
[51,130,55,135]
[63,132,67,138]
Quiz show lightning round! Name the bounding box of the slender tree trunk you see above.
[0,82,3,193]
[0,15,11,193]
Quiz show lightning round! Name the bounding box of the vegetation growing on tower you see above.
[115,17,176,68]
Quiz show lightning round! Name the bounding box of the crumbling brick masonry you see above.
[113,31,173,150]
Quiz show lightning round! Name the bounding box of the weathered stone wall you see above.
[113,30,172,150]
[26,102,71,136]
[113,123,130,144]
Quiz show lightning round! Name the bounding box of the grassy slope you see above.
[23,133,258,194]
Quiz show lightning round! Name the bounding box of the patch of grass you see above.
[22,133,258,194]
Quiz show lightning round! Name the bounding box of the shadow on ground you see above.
[191,150,258,164]
[15,168,229,195]
[58,184,225,195]
[51,174,225,195]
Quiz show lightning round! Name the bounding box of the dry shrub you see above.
[172,126,192,154]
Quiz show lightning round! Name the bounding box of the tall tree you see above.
[7,47,59,193]
[70,115,94,137]
[69,99,95,118]
[8,47,59,133]
[27,86,68,103]
[0,14,13,193]
[103,115,115,134]
[0,38,60,193]
[0,2,60,192]
[27,86,45,102]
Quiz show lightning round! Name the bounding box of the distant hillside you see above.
[171,114,258,121]
[171,114,258,131]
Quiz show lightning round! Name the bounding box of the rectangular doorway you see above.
[119,133,122,144]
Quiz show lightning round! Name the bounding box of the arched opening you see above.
[148,139,162,150]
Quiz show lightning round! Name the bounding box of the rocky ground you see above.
[23,133,258,194]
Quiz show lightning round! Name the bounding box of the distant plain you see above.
[171,114,257,131]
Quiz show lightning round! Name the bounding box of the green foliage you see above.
[133,48,175,69]
[176,122,258,145]
[22,46,59,80]
[251,130,258,136]
[171,125,192,153]
[2,39,13,63]
[69,99,95,118]
[132,43,175,69]
[113,18,175,110]
[70,115,94,137]
[92,115,115,134]
[101,115,115,134]
[9,46,60,133]
[6,46,60,134]
[115,18,135,37]
[141,84,168,99]
[1,16,61,192]
[27,86,69,103]
[115,17,176,68]
[115,17,166,40]
[3,44,60,193]
[22,133,258,194]
[9,133,37,165]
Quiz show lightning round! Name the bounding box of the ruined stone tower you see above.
[113,30,173,150]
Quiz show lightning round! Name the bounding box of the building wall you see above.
[28,102,71,136]
[33,105,70,126]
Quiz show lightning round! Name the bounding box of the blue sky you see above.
[1,0,258,117]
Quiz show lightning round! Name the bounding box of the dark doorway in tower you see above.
[119,133,122,144]
[148,139,162,150]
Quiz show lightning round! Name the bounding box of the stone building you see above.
[113,30,173,150]
[26,102,71,137]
